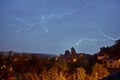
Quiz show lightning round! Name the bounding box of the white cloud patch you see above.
[43,26,48,32]
[41,16,45,20]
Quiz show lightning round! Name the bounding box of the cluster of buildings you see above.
[54,47,120,69]
[97,53,120,68]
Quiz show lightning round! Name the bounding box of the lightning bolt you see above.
[75,38,104,45]
[15,17,29,25]
[75,28,119,46]
[15,17,34,32]
[96,28,117,41]
[58,0,97,18]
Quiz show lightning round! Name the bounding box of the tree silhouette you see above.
[99,39,120,58]
[64,50,71,56]
[71,47,77,55]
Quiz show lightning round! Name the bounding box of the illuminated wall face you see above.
[106,60,120,68]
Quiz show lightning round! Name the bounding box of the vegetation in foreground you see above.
[0,39,120,80]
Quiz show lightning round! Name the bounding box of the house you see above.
[97,52,120,68]
[103,58,120,68]
[97,53,109,60]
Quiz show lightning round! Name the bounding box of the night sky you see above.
[0,0,120,54]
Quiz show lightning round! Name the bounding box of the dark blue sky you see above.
[0,0,120,54]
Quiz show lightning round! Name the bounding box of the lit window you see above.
[55,57,58,60]
[73,58,77,62]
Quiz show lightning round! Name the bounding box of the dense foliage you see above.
[0,51,109,80]
[99,39,120,58]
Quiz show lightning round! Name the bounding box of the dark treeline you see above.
[99,39,120,58]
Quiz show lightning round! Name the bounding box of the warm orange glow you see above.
[48,58,50,60]
[14,58,18,62]
[73,58,77,62]
[55,57,58,60]
[9,67,13,71]
[118,59,120,63]
[1,65,6,69]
